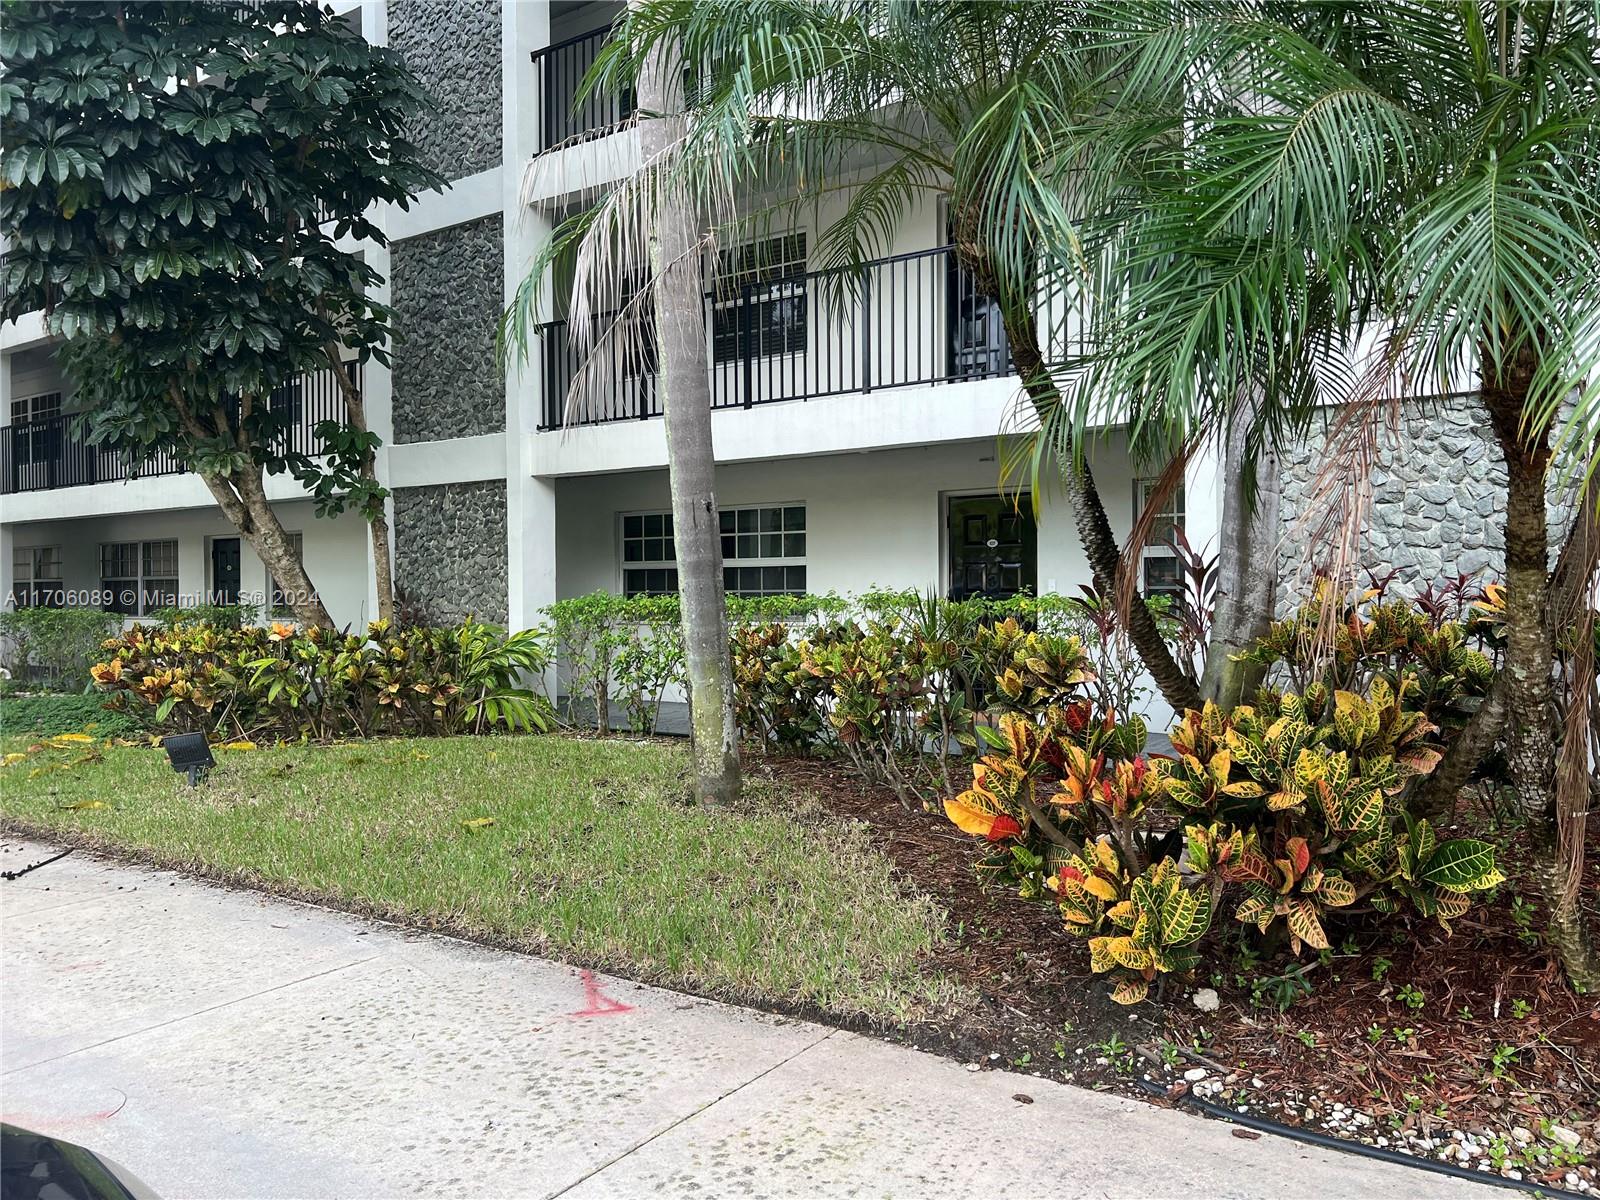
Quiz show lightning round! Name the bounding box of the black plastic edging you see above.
[1134,1079,1590,1200]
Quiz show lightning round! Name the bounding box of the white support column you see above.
[1,351,13,611]
[503,1,555,633]
[1184,435,1224,564]
[359,0,391,630]
[0,522,15,612]
[179,534,208,609]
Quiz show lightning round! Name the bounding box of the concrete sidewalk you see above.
[1,839,1494,1199]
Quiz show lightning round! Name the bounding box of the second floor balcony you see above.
[532,24,635,153]
[1,366,354,495]
[538,244,1030,431]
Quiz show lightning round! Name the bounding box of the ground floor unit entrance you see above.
[550,437,1203,608]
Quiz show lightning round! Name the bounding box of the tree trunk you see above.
[1001,309,1203,715]
[1420,473,1593,825]
[1416,677,1505,819]
[199,465,333,630]
[1201,403,1280,708]
[1422,455,1597,818]
[1484,358,1598,988]
[637,19,740,804]
[324,347,394,624]
[367,504,395,625]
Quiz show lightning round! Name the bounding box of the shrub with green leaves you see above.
[1169,679,1503,956]
[545,594,629,732]
[1244,578,1497,738]
[0,607,125,692]
[543,587,1187,754]
[943,606,1506,1005]
[90,618,550,742]
[149,602,254,630]
[610,596,685,734]
[0,691,148,738]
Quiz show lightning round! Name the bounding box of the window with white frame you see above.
[1135,478,1185,599]
[621,512,678,597]
[621,505,807,598]
[710,234,807,363]
[100,539,178,616]
[720,504,807,595]
[9,391,62,466]
[269,531,305,616]
[11,546,63,608]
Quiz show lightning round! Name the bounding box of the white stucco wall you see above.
[553,436,1146,600]
[6,501,373,630]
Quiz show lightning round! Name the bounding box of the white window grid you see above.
[100,539,179,616]
[710,234,808,363]
[9,391,62,466]
[1135,477,1186,598]
[11,545,63,608]
[620,504,807,598]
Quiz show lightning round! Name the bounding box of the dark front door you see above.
[946,255,1009,380]
[947,495,1037,601]
[210,537,241,605]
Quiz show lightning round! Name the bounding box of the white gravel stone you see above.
[1191,988,1220,1013]
[1183,1068,1209,1083]
[1550,1125,1583,1150]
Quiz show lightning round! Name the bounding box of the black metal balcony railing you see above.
[538,244,1017,430]
[532,26,636,153]
[1,366,354,495]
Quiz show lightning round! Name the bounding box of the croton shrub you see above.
[547,587,1163,748]
[945,585,1506,1004]
[90,619,550,742]
[735,612,1102,808]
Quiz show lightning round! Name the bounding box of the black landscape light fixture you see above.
[162,733,215,787]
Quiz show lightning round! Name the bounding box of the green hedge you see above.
[0,692,149,739]
[0,607,126,692]
[543,588,1169,736]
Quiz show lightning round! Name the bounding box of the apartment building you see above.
[1,1,1562,723]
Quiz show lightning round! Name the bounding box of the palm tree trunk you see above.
[1422,473,1596,817]
[1484,355,1598,989]
[1002,310,1202,715]
[1202,403,1279,707]
[637,19,740,804]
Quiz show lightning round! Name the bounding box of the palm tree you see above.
[505,0,1206,714]
[1041,1,1600,985]
[637,24,741,805]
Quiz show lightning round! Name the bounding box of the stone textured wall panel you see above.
[391,215,505,443]
[1278,395,1577,603]
[393,480,508,626]
[388,0,502,182]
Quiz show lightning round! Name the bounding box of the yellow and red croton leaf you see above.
[944,793,1023,842]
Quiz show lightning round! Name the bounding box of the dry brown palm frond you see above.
[1550,445,1600,631]
[1113,433,1198,629]
[1283,328,1413,667]
[1555,592,1595,911]
[1554,450,1600,911]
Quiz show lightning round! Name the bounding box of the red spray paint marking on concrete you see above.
[4,1090,128,1131]
[569,968,635,1018]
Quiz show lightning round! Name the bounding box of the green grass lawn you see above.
[0,732,968,1024]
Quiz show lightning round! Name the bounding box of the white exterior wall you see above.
[554,438,1148,600]
[6,502,372,629]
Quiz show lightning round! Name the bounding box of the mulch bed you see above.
[752,755,1600,1193]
